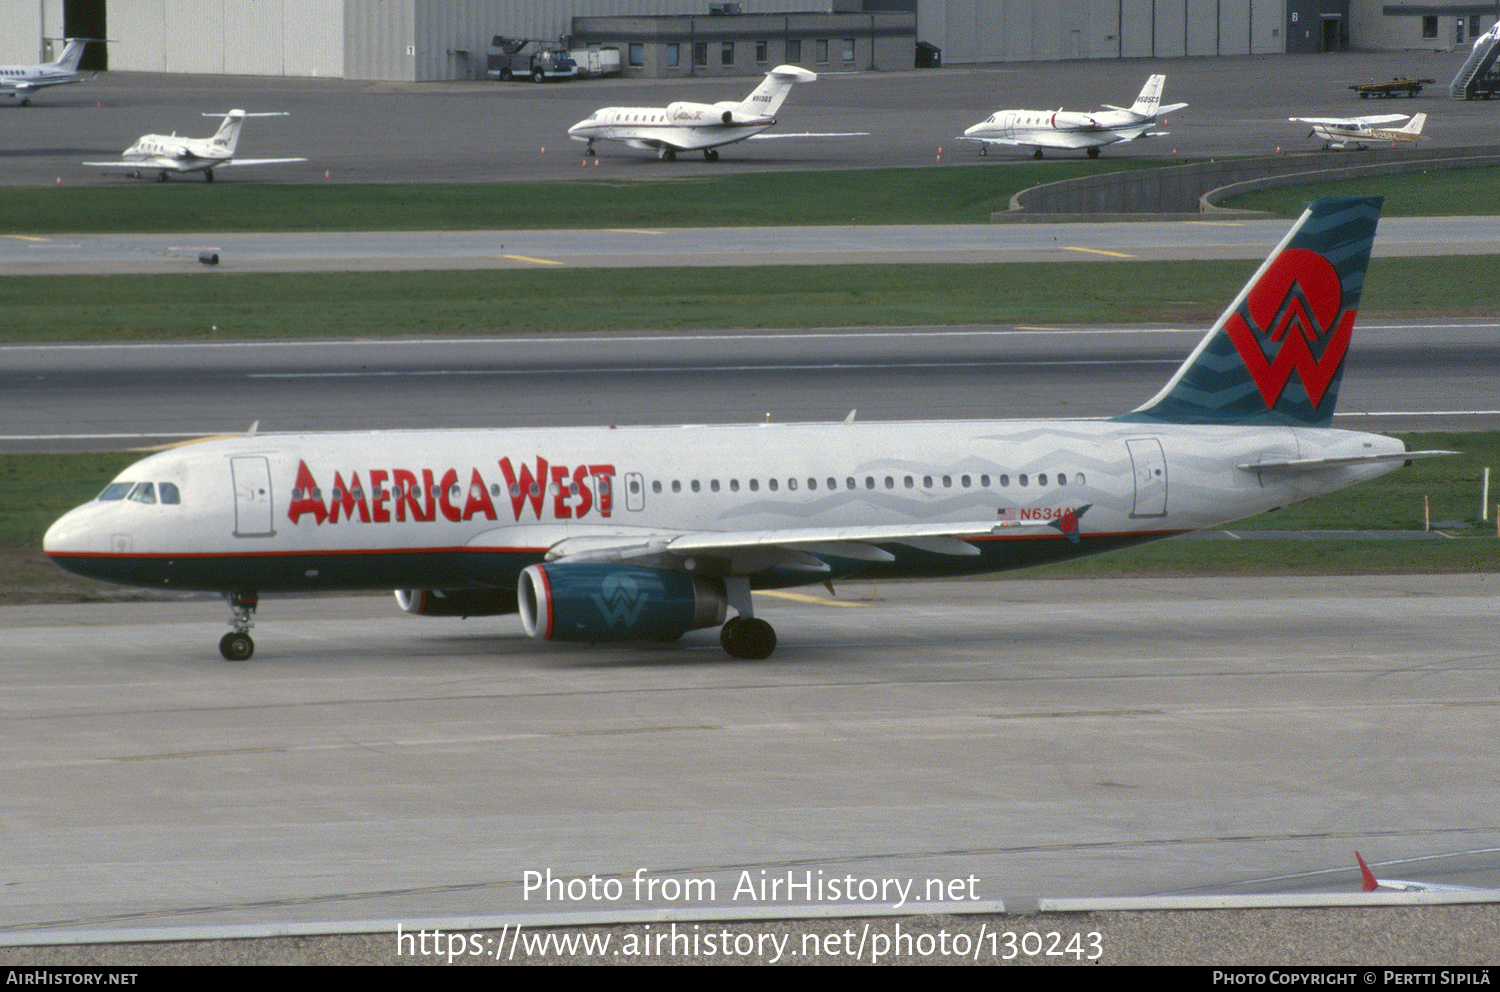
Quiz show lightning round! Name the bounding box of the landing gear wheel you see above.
[1032,149,1043,160]
[205,168,214,182]
[721,617,775,659]
[222,589,259,661]
[657,147,676,162]
[1086,147,1099,159]
[219,632,254,661]
[704,149,719,162]
[979,145,987,156]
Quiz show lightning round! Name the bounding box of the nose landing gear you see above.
[219,589,258,660]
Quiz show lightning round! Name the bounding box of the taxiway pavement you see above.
[3,574,1497,938]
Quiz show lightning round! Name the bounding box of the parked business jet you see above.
[568,64,817,161]
[45,197,1449,662]
[84,110,307,181]
[961,74,1187,159]
[1,38,100,105]
[1291,113,1426,150]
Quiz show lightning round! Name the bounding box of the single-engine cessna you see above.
[1291,113,1427,150]
[46,197,1449,662]
[568,64,817,161]
[1,38,99,105]
[961,74,1187,158]
[84,109,306,181]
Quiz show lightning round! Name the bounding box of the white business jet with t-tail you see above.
[1,38,101,105]
[962,74,1187,159]
[84,110,306,181]
[46,197,1451,662]
[568,64,817,161]
[1291,113,1426,150]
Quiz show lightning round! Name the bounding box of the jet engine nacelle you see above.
[395,588,519,617]
[1051,112,1102,130]
[667,101,720,123]
[518,563,727,643]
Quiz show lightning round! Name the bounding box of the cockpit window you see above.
[127,482,157,504]
[159,482,181,505]
[98,482,133,501]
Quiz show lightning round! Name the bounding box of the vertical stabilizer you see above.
[51,39,89,73]
[210,110,247,154]
[736,64,817,117]
[1129,74,1166,116]
[1116,197,1382,427]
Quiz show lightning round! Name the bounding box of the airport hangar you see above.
[8,0,1498,81]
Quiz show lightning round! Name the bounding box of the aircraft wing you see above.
[1291,115,1407,126]
[222,157,308,166]
[748,131,870,140]
[470,518,1060,575]
[83,158,182,170]
[1356,852,1488,893]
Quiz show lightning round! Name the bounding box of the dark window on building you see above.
[842,38,855,62]
[721,42,734,66]
[756,40,767,63]
[787,39,801,63]
[1422,15,1438,38]
[815,39,828,63]
[666,43,679,68]
[694,42,708,66]
[628,43,644,67]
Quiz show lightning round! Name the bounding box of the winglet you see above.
[1356,851,1379,892]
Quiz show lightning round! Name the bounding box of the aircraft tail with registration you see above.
[730,64,818,117]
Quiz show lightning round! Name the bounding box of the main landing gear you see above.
[219,589,258,660]
[718,577,776,659]
[656,146,676,162]
[702,148,719,162]
[720,615,776,659]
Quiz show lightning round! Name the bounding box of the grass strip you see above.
[3,256,1500,343]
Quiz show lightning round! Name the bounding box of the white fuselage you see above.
[1308,122,1419,149]
[964,107,1166,150]
[121,133,233,172]
[568,103,773,153]
[44,419,1405,595]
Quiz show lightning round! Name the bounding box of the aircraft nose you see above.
[43,502,98,558]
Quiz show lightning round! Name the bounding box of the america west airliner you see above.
[45,197,1447,661]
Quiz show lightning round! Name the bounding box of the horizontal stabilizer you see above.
[1237,450,1455,472]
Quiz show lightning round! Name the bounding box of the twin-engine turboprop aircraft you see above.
[1,38,99,105]
[961,74,1187,159]
[568,64,817,161]
[84,109,306,181]
[45,197,1449,661]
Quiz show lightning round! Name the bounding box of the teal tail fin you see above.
[1117,196,1382,427]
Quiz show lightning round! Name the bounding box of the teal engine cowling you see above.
[395,588,519,617]
[518,563,727,642]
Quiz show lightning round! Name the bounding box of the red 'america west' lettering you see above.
[287,458,616,526]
